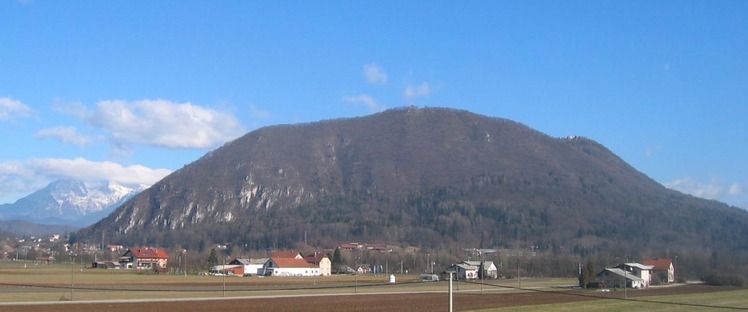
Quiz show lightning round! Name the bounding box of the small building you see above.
[643,258,675,283]
[616,263,654,288]
[210,264,243,276]
[120,247,169,271]
[419,274,440,281]
[339,243,361,250]
[261,257,320,276]
[463,260,498,279]
[597,268,646,289]
[304,252,332,276]
[229,258,269,276]
[34,255,55,265]
[444,263,479,280]
[353,265,372,275]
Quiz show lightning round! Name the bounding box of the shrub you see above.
[701,271,745,287]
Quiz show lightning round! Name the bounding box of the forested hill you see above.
[79,107,748,259]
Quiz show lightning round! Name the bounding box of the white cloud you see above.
[664,177,724,200]
[0,157,171,203]
[342,94,386,112]
[645,145,660,157]
[0,97,32,121]
[363,63,388,85]
[35,126,94,146]
[82,99,245,149]
[729,183,744,196]
[404,82,432,100]
[248,104,271,119]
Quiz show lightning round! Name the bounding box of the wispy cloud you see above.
[70,99,245,149]
[248,104,271,120]
[35,126,95,146]
[665,177,724,200]
[0,97,32,121]
[0,157,171,202]
[729,183,744,196]
[342,94,386,112]
[363,63,388,85]
[645,145,661,157]
[404,82,432,100]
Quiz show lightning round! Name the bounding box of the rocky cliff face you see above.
[80,107,748,254]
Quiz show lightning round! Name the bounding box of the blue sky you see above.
[1,1,746,209]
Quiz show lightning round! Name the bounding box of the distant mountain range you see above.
[77,107,747,261]
[0,179,146,229]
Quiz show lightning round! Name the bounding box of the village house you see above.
[596,262,653,289]
[644,258,675,283]
[443,263,479,280]
[261,257,320,276]
[228,258,269,276]
[616,263,654,288]
[119,248,169,271]
[303,252,332,276]
[463,260,498,279]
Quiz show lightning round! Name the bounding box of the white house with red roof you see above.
[643,258,675,283]
[304,252,332,276]
[261,257,320,276]
[120,247,169,270]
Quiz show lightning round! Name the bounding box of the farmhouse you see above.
[119,248,169,271]
[444,263,479,280]
[597,267,647,289]
[303,252,332,276]
[644,258,675,283]
[463,260,498,279]
[229,258,269,276]
[210,264,243,276]
[261,257,320,276]
[616,262,654,288]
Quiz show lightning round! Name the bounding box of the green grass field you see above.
[473,288,748,312]
[0,260,574,303]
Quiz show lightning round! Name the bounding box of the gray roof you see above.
[462,260,497,268]
[600,268,644,282]
[455,263,478,270]
[623,262,654,270]
[250,258,270,264]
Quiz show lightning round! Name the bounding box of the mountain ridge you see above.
[0,179,146,228]
[79,107,748,260]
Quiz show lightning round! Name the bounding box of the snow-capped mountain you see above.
[0,179,147,228]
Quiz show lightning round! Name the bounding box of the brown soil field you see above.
[0,284,729,312]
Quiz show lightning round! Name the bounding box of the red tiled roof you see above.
[643,258,672,270]
[271,257,316,268]
[270,251,301,259]
[127,248,169,259]
[303,252,329,264]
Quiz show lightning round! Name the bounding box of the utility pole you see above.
[448,271,454,312]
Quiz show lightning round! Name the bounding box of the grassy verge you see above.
[470,288,748,312]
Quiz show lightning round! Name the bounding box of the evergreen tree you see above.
[207,248,218,267]
[332,247,343,270]
[579,260,596,288]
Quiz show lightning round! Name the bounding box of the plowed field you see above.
[0,284,727,312]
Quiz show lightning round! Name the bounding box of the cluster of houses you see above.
[439,257,675,290]
[92,247,171,273]
[211,251,332,277]
[90,247,355,277]
[86,244,676,289]
[594,258,676,289]
[442,260,499,280]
